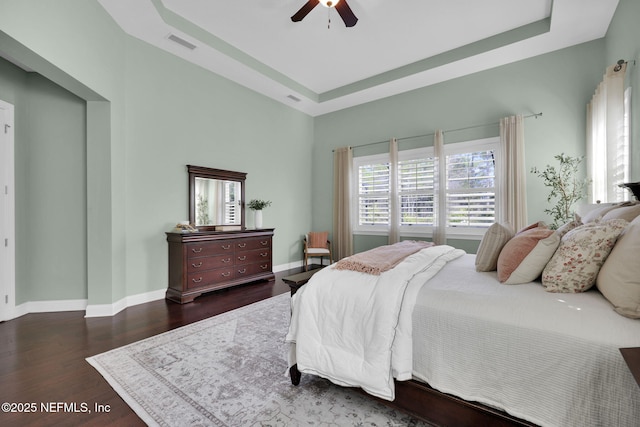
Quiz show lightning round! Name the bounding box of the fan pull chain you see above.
[328,8,331,29]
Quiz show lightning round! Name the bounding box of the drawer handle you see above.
[222,244,231,250]
[260,241,268,246]
[238,243,247,248]
[191,247,203,253]
[260,252,268,257]
[222,258,231,263]
[238,256,247,261]
[191,261,203,268]
[238,268,247,274]
[260,264,268,270]
[221,272,231,277]
[192,277,203,283]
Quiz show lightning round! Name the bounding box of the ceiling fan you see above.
[291,0,358,28]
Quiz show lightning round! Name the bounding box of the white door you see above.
[0,99,15,321]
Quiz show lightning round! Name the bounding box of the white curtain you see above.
[587,62,629,203]
[333,147,353,260]
[433,130,446,245]
[389,138,400,244]
[499,115,528,231]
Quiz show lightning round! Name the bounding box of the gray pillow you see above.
[475,222,514,272]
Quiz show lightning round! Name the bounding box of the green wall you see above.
[121,37,314,295]
[312,40,606,254]
[0,0,313,306]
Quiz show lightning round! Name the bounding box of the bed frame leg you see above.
[290,364,301,385]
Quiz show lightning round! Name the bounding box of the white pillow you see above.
[597,216,640,318]
[601,203,640,223]
[580,203,620,223]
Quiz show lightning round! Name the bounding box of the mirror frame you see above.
[187,165,246,231]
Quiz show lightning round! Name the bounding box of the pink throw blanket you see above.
[334,240,435,275]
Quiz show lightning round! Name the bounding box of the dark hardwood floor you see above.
[0,267,303,427]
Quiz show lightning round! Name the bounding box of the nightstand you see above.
[620,347,640,387]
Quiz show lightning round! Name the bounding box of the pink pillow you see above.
[497,225,560,284]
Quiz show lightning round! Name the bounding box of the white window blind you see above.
[223,181,239,224]
[357,160,390,226]
[353,138,499,238]
[446,150,496,228]
[398,157,435,226]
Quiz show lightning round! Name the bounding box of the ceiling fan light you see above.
[319,0,340,8]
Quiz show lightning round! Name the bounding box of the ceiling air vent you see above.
[287,95,301,102]
[167,34,197,50]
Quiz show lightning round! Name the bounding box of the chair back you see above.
[307,231,329,249]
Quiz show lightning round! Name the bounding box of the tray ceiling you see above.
[98,0,619,116]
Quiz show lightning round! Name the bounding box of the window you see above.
[445,144,497,229]
[587,66,631,203]
[353,138,499,238]
[398,157,436,226]
[223,180,240,224]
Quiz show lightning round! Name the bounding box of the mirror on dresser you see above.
[188,165,246,231]
[167,165,274,303]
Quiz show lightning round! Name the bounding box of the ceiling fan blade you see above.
[291,0,320,22]
[335,0,358,27]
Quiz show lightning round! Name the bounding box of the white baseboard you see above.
[273,260,304,272]
[85,288,166,318]
[11,299,89,320]
[7,261,305,320]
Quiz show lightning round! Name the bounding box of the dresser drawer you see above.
[186,241,234,259]
[234,237,272,251]
[187,254,233,272]
[187,267,235,289]
[166,229,275,304]
[235,262,272,278]
[235,248,271,265]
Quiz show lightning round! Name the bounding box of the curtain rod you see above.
[337,112,542,152]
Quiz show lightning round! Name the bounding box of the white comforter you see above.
[286,244,464,400]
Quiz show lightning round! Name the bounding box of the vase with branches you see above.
[530,153,589,229]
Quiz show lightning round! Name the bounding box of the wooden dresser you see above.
[166,229,275,303]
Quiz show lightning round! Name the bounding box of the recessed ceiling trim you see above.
[319,18,551,102]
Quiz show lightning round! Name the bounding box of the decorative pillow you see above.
[308,231,329,248]
[475,222,514,272]
[517,221,547,233]
[601,203,640,223]
[555,218,582,239]
[497,226,560,284]
[597,216,640,318]
[542,219,628,293]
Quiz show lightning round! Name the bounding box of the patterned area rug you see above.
[87,293,430,426]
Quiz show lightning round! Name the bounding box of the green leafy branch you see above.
[247,199,272,210]
[530,153,589,229]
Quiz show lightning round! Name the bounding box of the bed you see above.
[286,210,640,427]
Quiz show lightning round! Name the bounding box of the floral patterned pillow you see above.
[542,219,628,293]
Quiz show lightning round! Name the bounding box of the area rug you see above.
[87,293,430,426]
